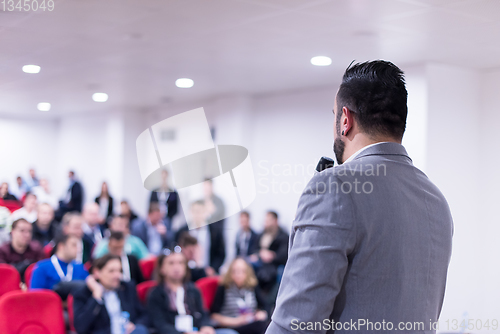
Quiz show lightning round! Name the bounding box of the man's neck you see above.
[342,134,400,163]
[11,241,28,254]
[55,251,70,263]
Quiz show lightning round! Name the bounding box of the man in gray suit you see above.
[266,60,453,334]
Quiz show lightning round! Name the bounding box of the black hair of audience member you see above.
[156,249,191,284]
[178,232,197,247]
[267,210,278,220]
[109,230,124,242]
[50,233,73,257]
[91,253,121,273]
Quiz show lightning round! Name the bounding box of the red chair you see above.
[136,280,158,305]
[0,199,22,213]
[43,243,53,258]
[0,290,65,334]
[24,262,37,289]
[139,256,157,280]
[195,276,220,310]
[0,264,21,297]
[67,294,76,333]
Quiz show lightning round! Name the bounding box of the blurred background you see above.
[1,0,499,332]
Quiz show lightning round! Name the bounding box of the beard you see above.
[333,136,345,165]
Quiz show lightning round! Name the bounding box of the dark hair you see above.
[11,218,30,230]
[156,249,191,284]
[267,210,278,220]
[203,178,213,184]
[148,202,160,214]
[92,254,121,271]
[336,60,407,140]
[109,231,124,242]
[178,232,198,247]
[52,233,77,256]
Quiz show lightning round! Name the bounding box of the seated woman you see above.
[147,247,238,334]
[73,254,149,334]
[210,258,270,334]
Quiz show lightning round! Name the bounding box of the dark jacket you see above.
[147,282,211,334]
[235,229,259,257]
[254,227,289,266]
[95,196,114,219]
[32,220,58,246]
[67,181,83,212]
[131,218,174,253]
[150,189,179,221]
[73,280,149,334]
[0,241,45,279]
[175,221,226,273]
[126,254,144,285]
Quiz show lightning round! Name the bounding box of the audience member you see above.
[147,249,238,334]
[57,170,83,220]
[30,234,89,290]
[25,168,40,190]
[32,203,58,246]
[60,212,93,264]
[149,169,179,227]
[248,211,288,293]
[31,178,59,210]
[176,200,226,273]
[73,254,149,334]
[10,191,38,224]
[95,181,114,225]
[211,258,269,334]
[0,218,45,278]
[120,200,138,224]
[178,233,216,282]
[0,182,18,201]
[235,211,259,258]
[12,176,29,200]
[82,202,105,244]
[107,231,144,285]
[131,203,173,255]
[93,215,149,260]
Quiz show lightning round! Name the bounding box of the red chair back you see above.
[195,276,220,310]
[0,264,21,297]
[139,256,157,280]
[136,280,158,304]
[0,290,65,334]
[43,243,53,258]
[0,199,22,213]
[24,262,37,289]
[67,294,76,332]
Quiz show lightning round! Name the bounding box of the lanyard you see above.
[175,286,186,315]
[50,255,73,282]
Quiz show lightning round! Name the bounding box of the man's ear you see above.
[342,106,355,136]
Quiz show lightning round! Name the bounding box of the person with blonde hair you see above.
[211,258,270,334]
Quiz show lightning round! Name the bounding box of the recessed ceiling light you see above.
[175,78,194,88]
[37,102,51,111]
[310,56,332,66]
[23,65,41,73]
[92,93,108,102]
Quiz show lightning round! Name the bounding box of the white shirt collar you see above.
[343,142,390,164]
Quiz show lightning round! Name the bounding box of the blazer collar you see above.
[350,142,412,163]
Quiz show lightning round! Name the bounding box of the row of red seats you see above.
[0,261,220,333]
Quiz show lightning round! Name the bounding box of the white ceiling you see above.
[1,0,499,117]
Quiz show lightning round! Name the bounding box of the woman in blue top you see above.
[30,234,89,291]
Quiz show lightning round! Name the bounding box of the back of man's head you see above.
[336,60,408,140]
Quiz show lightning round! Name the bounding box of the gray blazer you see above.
[266,142,453,334]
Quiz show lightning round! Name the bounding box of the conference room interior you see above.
[1,0,500,333]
